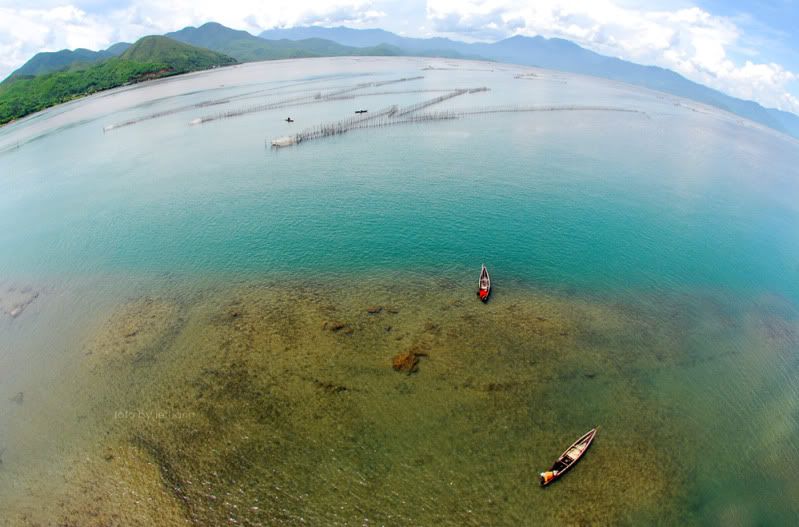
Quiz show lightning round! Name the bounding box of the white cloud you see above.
[427,0,799,113]
[116,0,383,34]
[0,1,796,114]
[0,6,112,78]
[0,1,384,80]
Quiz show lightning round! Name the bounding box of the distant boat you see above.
[477,264,490,302]
[540,428,597,486]
[355,109,368,114]
[285,117,294,123]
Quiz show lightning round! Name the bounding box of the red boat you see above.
[539,428,597,486]
[477,264,491,302]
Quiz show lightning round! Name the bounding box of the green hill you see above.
[0,36,235,125]
[0,23,461,127]
[105,42,133,55]
[165,22,274,62]
[120,35,236,73]
[165,22,449,62]
[6,43,130,80]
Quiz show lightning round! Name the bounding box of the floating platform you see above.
[270,136,299,147]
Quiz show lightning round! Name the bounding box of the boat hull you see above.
[540,428,597,486]
[477,264,491,302]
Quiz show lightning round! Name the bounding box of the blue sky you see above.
[1,0,797,113]
[696,0,798,67]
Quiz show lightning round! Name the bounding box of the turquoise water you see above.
[2,59,797,299]
[0,57,798,525]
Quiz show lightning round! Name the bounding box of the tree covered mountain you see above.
[261,26,795,136]
[0,36,235,125]
[3,22,798,138]
[167,22,467,62]
[7,43,131,79]
[120,35,236,73]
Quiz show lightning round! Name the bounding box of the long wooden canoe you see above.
[539,428,597,486]
[477,264,491,302]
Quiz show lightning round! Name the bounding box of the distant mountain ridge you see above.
[0,35,235,125]
[167,22,471,62]
[8,43,131,79]
[3,21,798,138]
[261,26,798,137]
[120,35,236,73]
[167,22,396,62]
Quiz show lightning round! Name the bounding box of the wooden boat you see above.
[540,428,597,486]
[477,264,491,302]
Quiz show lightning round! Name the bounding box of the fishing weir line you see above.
[394,89,467,117]
[323,89,459,101]
[104,77,427,131]
[102,82,367,132]
[270,105,400,147]
[103,99,231,132]
[191,93,320,125]
[192,76,425,126]
[456,105,648,116]
[270,101,648,148]
[270,88,484,147]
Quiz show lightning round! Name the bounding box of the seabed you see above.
[2,274,796,526]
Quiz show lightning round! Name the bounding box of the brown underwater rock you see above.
[392,351,419,374]
[392,344,429,374]
[322,320,354,334]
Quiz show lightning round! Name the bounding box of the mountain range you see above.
[165,22,471,62]
[261,26,799,136]
[7,42,132,79]
[119,35,235,73]
[3,21,798,138]
[0,35,235,125]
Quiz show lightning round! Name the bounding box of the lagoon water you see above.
[0,57,798,525]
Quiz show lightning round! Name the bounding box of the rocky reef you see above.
[4,276,796,525]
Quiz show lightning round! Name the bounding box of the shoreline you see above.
[3,54,798,148]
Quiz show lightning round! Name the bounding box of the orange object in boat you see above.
[539,428,597,486]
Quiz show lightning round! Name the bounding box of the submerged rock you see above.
[392,346,429,374]
[423,321,441,334]
[392,351,419,374]
[313,379,349,394]
[322,320,354,334]
[366,305,383,314]
[482,382,517,392]
[9,392,23,405]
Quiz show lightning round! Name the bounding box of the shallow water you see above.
[0,57,798,525]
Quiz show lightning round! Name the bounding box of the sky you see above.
[1,0,797,114]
